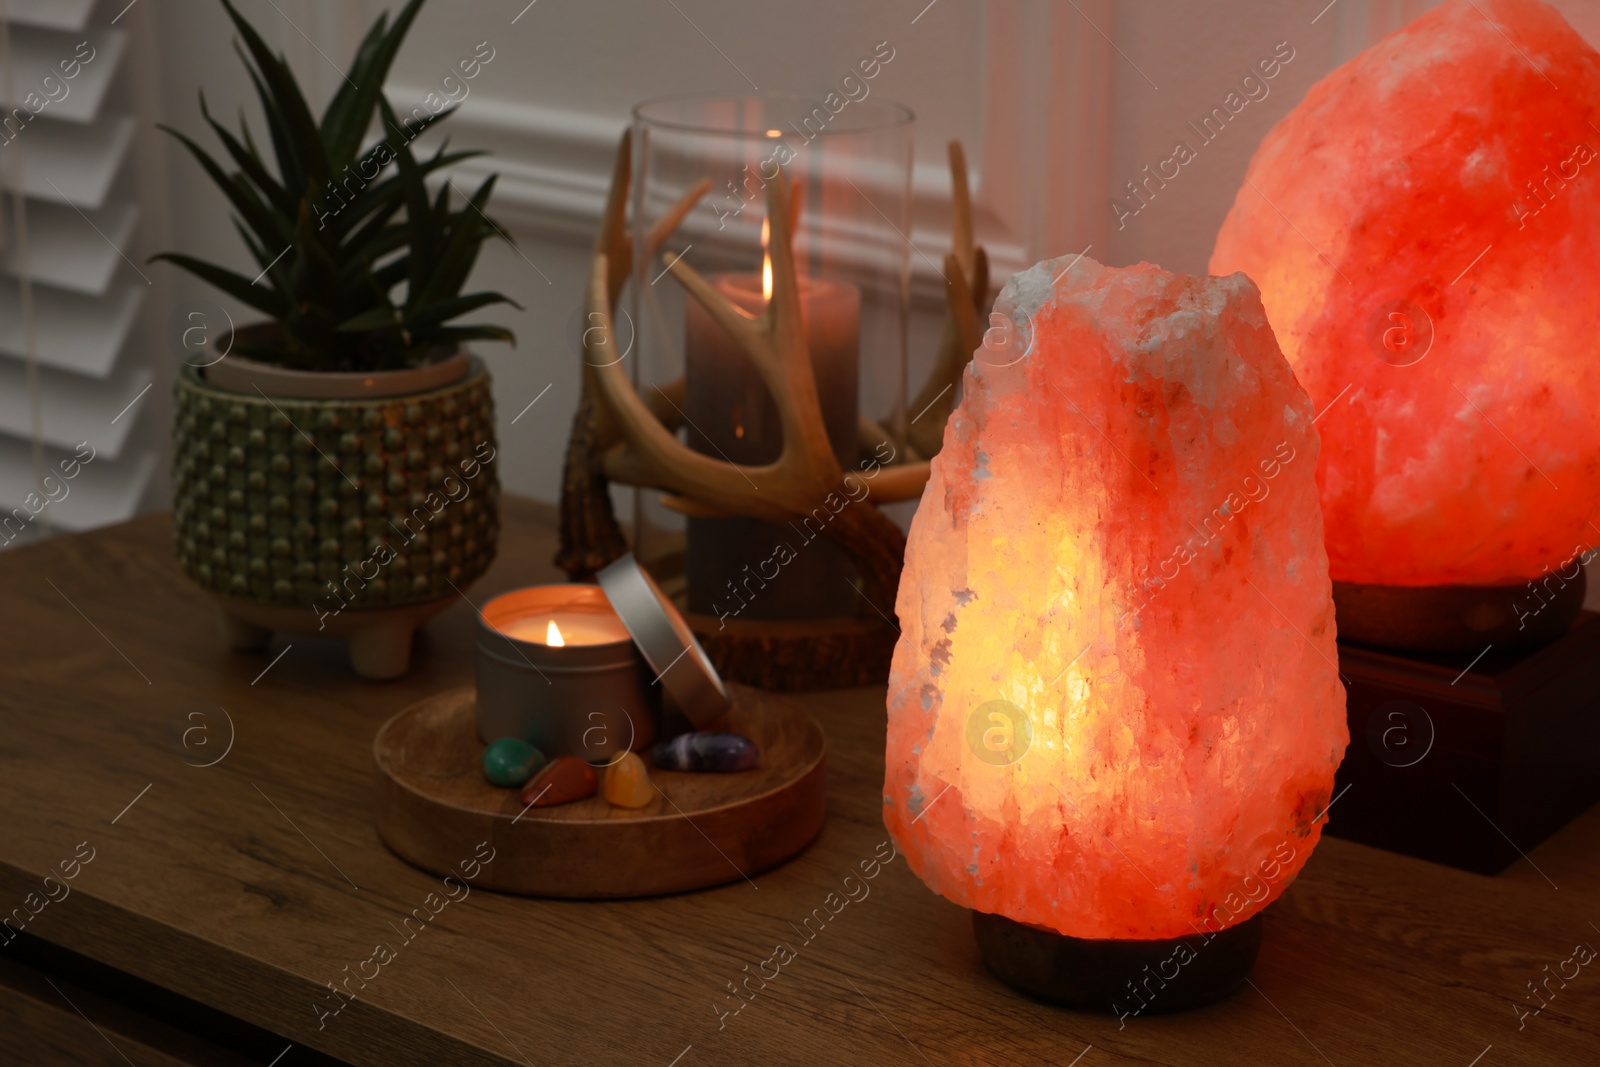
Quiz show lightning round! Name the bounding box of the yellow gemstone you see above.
[603,752,654,809]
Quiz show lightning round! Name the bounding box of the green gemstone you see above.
[481,738,545,788]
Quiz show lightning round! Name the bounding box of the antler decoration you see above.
[907,142,988,460]
[556,133,990,634]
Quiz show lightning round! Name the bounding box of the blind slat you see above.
[8,113,133,209]
[0,439,154,535]
[0,274,144,376]
[0,200,136,294]
[0,354,150,457]
[0,26,126,124]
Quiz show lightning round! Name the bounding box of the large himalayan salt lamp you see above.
[884,255,1347,1011]
[1211,0,1600,646]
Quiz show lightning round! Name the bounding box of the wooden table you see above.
[2,498,1598,1066]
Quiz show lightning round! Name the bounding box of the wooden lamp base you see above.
[971,912,1262,1015]
[1332,572,1585,654]
[1329,610,1600,874]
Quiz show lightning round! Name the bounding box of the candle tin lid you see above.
[597,554,731,728]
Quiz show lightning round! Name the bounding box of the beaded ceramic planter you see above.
[172,352,499,679]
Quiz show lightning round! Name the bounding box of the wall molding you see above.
[409,94,1007,306]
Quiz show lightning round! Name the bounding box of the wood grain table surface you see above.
[1,496,1597,1066]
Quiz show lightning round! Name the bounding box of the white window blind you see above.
[0,0,152,541]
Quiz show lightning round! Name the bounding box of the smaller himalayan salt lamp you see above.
[603,752,655,809]
[1211,0,1600,651]
[520,757,598,808]
[885,254,1347,1013]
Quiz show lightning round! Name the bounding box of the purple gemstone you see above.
[651,731,759,772]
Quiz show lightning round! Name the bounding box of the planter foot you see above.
[347,621,415,681]
[222,612,273,653]
[208,594,454,682]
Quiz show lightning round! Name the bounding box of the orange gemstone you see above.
[1212,0,1600,585]
[603,752,655,809]
[520,757,597,808]
[884,256,1347,941]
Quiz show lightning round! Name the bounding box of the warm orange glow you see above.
[885,255,1347,941]
[760,217,772,303]
[498,611,628,646]
[486,588,632,647]
[1211,0,1600,586]
[764,128,781,137]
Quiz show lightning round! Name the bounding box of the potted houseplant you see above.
[157,0,517,679]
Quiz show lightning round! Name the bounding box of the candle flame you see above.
[546,619,565,647]
[761,216,772,303]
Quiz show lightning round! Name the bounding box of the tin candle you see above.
[475,585,657,761]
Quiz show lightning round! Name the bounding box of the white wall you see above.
[146,0,1600,508]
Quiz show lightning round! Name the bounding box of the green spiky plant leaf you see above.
[153,0,518,372]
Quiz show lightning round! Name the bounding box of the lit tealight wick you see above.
[546,619,565,647]
[761,217,772,303]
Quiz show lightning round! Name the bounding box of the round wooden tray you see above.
[373,683,826,898]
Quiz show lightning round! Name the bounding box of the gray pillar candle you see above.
[683,267,860,621]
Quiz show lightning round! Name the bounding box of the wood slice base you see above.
[1332,571,1585,654]
[373,682,826,897]
[687,611,896,691]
